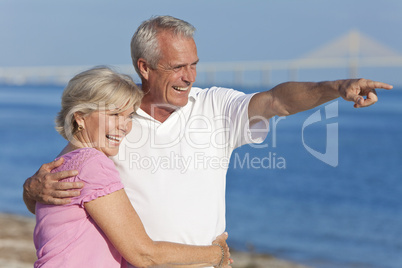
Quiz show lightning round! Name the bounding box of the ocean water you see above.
[0,84,401,268]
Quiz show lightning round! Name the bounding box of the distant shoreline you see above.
[0,212,310,268]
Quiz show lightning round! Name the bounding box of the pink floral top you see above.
[34,148,125,267]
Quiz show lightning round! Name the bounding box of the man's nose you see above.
[182,66,196,84]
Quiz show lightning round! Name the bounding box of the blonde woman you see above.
[33,66,230,267]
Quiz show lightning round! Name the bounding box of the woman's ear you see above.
[138,58,150,80]
[73,112,85,127]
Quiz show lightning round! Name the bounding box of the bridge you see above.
[1,30,402,86]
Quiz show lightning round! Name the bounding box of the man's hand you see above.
[23,157,83,214]
[338,78,393,108]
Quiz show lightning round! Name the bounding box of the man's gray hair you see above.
[130,16,196,78]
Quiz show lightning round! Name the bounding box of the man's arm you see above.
[23,157,83,214]
[248,79,393,120]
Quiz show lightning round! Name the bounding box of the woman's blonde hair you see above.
[55,66,143,141]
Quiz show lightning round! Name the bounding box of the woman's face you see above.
[76,106,135,157]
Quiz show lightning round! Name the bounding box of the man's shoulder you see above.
[190,86,244,100]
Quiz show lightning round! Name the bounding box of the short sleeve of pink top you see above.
[34,148,125,268]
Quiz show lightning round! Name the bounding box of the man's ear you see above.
[138,58,150,80]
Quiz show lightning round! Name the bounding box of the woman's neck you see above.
[57,142,85,157]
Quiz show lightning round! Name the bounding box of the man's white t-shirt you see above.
[113,87,268,248]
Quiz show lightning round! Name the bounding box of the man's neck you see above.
[139,82,184,123]
[140,102,175,123]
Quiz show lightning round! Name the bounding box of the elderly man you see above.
[23,15,392,258]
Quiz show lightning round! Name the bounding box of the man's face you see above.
[145,32,199,112]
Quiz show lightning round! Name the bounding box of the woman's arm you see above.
[85,189,230,267]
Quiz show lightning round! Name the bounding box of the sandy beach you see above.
[0,213,310,268]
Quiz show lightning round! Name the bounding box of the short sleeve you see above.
[205,87,269,148]
[73,154,125,207]
[228,92,269,147]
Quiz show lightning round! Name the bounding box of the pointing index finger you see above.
[370,81,393,90]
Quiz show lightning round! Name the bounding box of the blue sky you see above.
[2,0,402,85]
